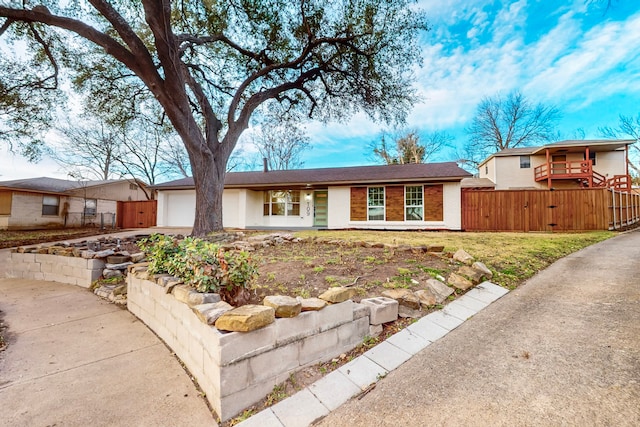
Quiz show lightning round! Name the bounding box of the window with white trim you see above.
[405,185,423,221]
[42,195,59,216]
[263,190,300,216]
[84,199,97,216]
[519,155,531,168]
[367,187,385,220]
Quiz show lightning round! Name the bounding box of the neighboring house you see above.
[476,139,635,191]
[0,177,148,230]
[154,163,472,230]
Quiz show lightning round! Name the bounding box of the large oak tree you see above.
[0,0,428,235]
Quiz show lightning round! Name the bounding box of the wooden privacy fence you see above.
[117,200,157,229]
[462,188,640,232]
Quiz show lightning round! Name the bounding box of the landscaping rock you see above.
[93,249,116,259]
[425,278,454,303]
[172,285,192,304]
[130,252,146,263]
[414,289,437,307]
[319,287,354,303]
[453,249,474,265]
[105,261,133,271]
[102,269,123,279]
[296,297,328,311]
[192,301,233,325]
[472,261,493,280]
[457,265,487,285]
[398,305,423,318]
[187,292,221,307]
[215,305,275,332]
[381,289,421,310]
[263,295,302,318]
[448,272,474,291]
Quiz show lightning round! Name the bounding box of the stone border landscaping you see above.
[3,233,498,422]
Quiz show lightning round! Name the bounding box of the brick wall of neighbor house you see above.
[7,192,65,229]
[350,187,367,221]
[424,185,444,221]
[385,186,405,221]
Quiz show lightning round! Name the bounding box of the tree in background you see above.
[50,119,120,181]
[599,114,640,178]
[0,1,427,235]
[250,106,311,171]
[463,91,560,168]
[371,130,452,164]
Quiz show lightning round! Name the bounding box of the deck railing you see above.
[534,160,592,181]
[534,160,632,191]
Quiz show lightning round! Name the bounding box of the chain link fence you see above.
[63,212,117,229]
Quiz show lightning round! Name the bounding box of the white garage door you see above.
[165,191,196,227]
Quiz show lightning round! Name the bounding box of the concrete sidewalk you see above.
[313,229,640,426]
[0,278,215,426]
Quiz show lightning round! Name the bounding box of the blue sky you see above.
[297,0,640,168]
[1,0,639,180]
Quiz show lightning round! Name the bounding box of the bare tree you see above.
[0,1,428,236]
[50,120,121,180]
[371,130,451,164]
[464,91,560,166]
[599,114,640,176]
[251,107,311,171]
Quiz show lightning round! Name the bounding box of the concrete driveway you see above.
[317,229,640,426]
[0,278,215,427]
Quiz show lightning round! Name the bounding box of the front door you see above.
[552,155,566,175]
[313,191,328,227]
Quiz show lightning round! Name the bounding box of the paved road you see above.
[317,229,640,426]
[0,278,215,427]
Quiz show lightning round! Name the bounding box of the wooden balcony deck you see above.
[534,160,631,191]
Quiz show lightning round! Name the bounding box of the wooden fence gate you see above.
[462,188,640,232]
[117,200,157,229]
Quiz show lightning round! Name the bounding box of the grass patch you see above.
[295,230,615,288]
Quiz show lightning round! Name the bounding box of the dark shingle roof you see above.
[0,177,133,194]
[479,139,636,167]
[154,162,472,190]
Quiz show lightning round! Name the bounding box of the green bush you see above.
[138,234,258,294]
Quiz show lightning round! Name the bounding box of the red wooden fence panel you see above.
[117,200,157,228]
[462,188,611,232]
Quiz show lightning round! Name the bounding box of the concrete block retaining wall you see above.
[127,275,370,421]
[4,252,104,287]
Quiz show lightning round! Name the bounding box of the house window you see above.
[84,199,97,216]
[520,156,531,169]
[0,191,11,215]
[485,165,488,175]
[263,191,300,216]
[42,195,59,216]
[129,183,138,191]
[405,186,424,221]
[584,152,596,166]
[367,187,385,220]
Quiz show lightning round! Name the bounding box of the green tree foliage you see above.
[0,1,428,235]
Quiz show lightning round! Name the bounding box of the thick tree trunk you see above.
[190,149,226,236]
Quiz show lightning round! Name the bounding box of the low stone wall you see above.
[5,252,104,287]
[127,275,370,421]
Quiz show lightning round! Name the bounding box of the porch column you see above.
[586,147,592,187]
[546,149,551,189]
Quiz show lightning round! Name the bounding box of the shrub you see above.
[138,234,258,302]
